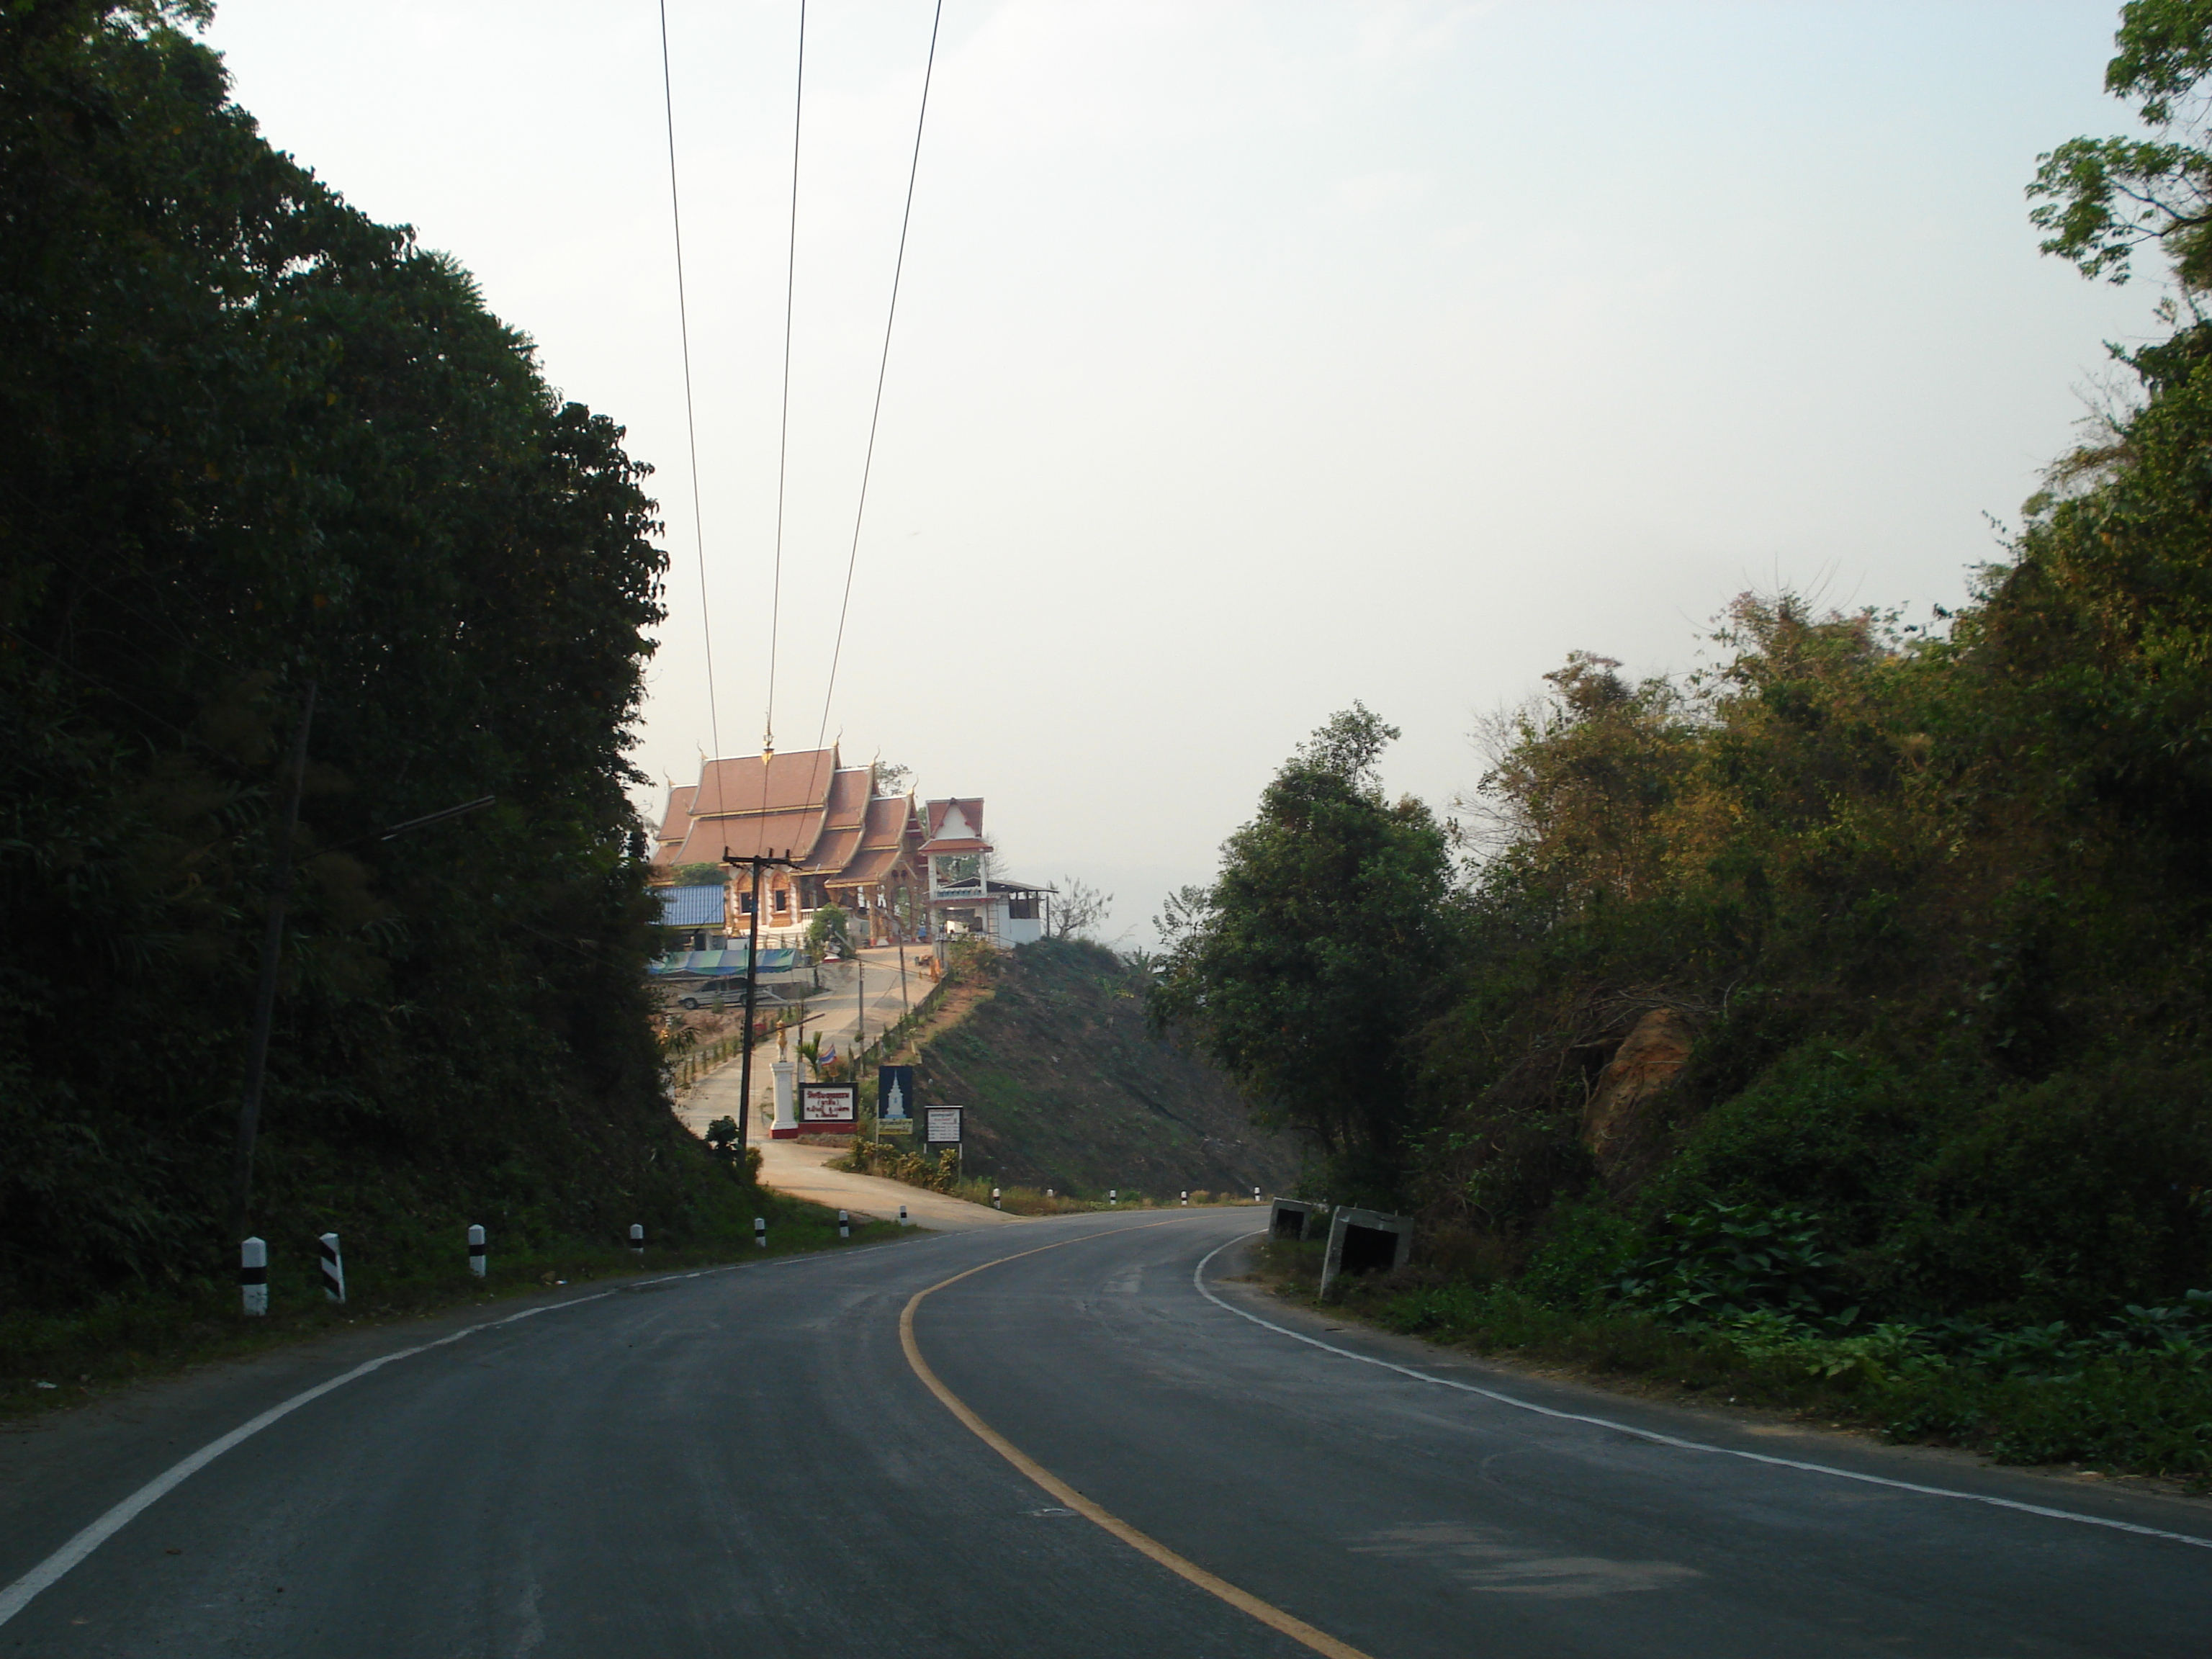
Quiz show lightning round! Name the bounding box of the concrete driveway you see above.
[753,1138,1022,1232]
[677,1056,1013,1232]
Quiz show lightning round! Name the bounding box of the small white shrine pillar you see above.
[770,1058,799,1138]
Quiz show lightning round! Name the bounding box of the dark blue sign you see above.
[876,1065,916,1133]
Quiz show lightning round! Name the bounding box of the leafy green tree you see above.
[805,904,853,958]
[1467,652,1689,911]
[2029,0,2212,286]
[1150,707,1455,1197]
[0,1,678,1299]
[1149,0,2212,1326]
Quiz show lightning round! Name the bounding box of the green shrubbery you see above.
[1271,1223,2212,1475]
[837,1139,965,1194]
[1156,4,2212,1471]
[1613,1200,1852,1327]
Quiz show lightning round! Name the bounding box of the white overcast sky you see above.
[204,1,2159,945]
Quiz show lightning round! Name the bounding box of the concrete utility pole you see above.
[725,850,799,1154]
[894,878,912,1020]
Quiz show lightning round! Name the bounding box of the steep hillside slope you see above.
[907,940,1298,1195]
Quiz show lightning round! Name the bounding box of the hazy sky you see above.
[204,1,2160,945]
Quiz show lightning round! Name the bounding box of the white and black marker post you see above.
[629,1223,644,1256]
[838,1209,850,1239]
[1252,1186,1261,1204]
[1181,1190,1189,1207]
[240,1236,268,1316]
[318,1232,344,1303]
[1109,1189,1117,1207]
[467,1224,486,1277]
[898,1203,908,1226]
[992,1187,1002,1210]
[754,1215,766,1249]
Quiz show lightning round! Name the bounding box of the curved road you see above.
[3,1210,2208,1655]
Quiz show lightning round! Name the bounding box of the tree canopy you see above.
[805,904,853,958]
[1150,706,1456,1198]
[1151,5,2212,1322]
[1,1,683,1300]
[2030,0,2212,285]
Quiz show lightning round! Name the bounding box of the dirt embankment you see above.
[897,939,1300,1196]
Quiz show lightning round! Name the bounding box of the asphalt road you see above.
[4,1208,2208,1656]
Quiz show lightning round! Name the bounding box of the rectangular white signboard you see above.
[799,1083,858,1129]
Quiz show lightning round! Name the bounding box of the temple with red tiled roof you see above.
[652,747,928,945]
[654,750,1053,948]
[917,796,1053,945]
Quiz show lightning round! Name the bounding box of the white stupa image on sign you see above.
[884,1079,908,1120]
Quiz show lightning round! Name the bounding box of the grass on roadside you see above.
[0,1191,904,1425]
[1244,1241,2212,1486]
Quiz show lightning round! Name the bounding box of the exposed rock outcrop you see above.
[1582,1008,1695,1185]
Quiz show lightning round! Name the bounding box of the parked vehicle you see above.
[667,976,748,1010]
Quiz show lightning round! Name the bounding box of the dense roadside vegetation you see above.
[1158,1,2212,1477]
[0,0,769,1340]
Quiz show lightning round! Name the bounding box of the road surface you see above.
[3,1208,2206,1655]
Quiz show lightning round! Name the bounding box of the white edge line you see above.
[0,1230,949,1627]
[1192,1234,2212,1553]
[0,1285,641,1627]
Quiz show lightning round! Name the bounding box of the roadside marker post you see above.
[754,1216,767,1249]
[839,1210,850,1239]
[318,1233,345,1304]
[629,1223,644,1256]
[1252,1187,1261,1204]
[467,1224,486,1277]
[898,1203,908,1226]
[1109,1189,1117,1207]
[1180,1191,1188,1208]
[239,1237,267,1317]
[992,1187,1002,1210]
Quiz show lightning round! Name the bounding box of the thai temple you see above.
[649,746,1050,952]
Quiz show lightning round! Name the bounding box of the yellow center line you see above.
[899,1219,1379,1659]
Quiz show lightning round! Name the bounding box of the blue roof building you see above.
[657,884,725,948]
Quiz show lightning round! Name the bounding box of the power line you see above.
[813,0,945,754]
[764,0,808,760]
[657,0,727,809]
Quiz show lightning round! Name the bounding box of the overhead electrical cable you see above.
[657,0,728,813]
[763,0,809,763]
[813,0,945,754]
